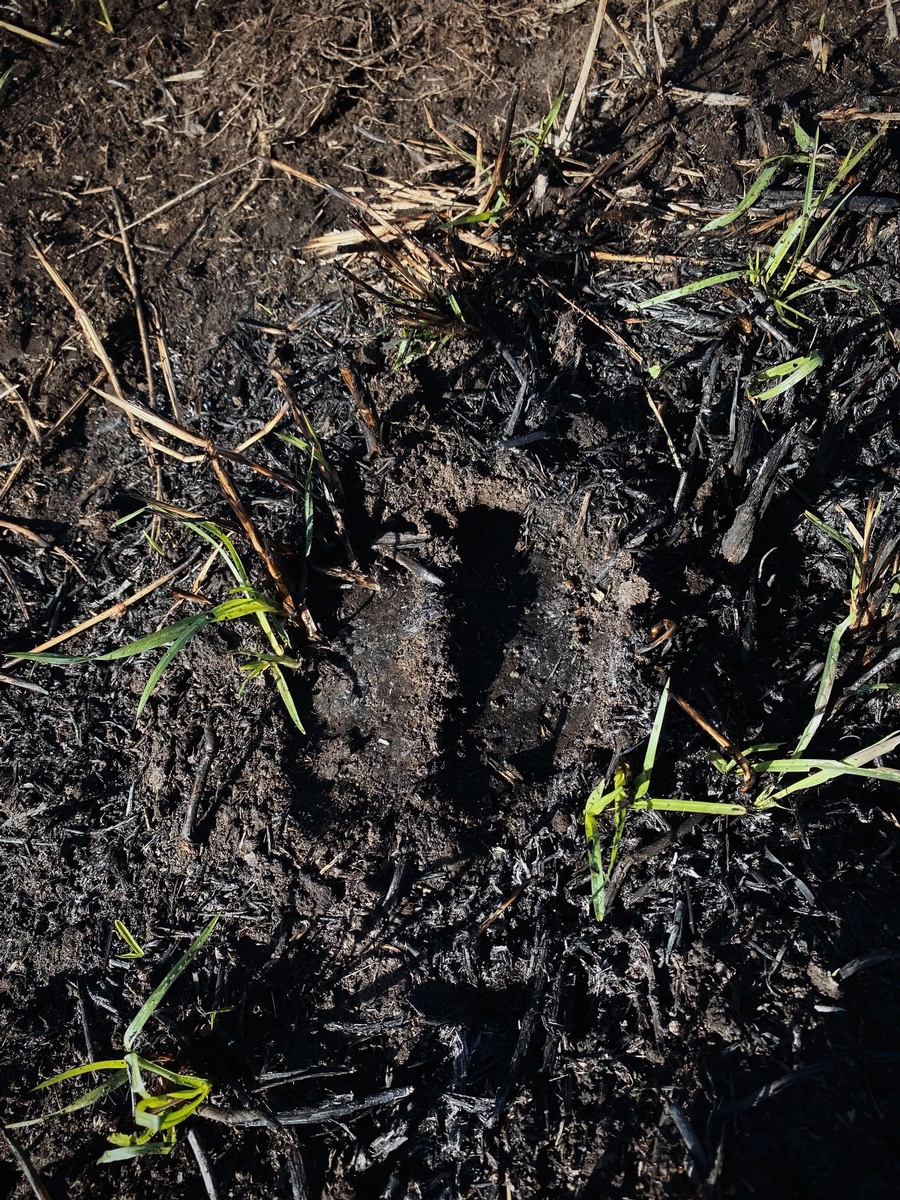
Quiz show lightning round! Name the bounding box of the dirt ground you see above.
[2,0,900,1196]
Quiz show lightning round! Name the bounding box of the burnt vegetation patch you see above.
[2,0,900,1196]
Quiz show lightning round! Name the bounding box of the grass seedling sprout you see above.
[5,917,219,1162]
[114,920,145,960]
[630,125,882,396]
[95,0,114,32]
[0,67,14,109]
[586,569,900,918]
[522,72,567,160]
[585,679,747,920]
[5,517,305,731]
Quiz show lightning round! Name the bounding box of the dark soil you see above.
[3,1,900,1196]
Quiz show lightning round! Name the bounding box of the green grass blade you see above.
[804,510,859,556]
[0,66,14,109]
[792,613,853,757]
[34,1060,127,1090]
[98,1143,175,1163]
[5,651,93,664]
[136,618,206,719]
[585,806,606,920]
[846,682,900,696]
[585,773,629,817]
[209,596,283,622]
[606,798,628,880]
[236,652,302,670]
[747,352,822,401]
[534,70,566,154]
[271,663,305,732]
[111,507,148,527]
[129,1055,208,1090]
[6,1070,130,1130]
[782,187,856,292]
[631,270,746,310]
[787,277,862,304]
[792,120,814,153]
[179,518,248,587]
[760,757,900,783]
[135,1094,205,1134]
[635,678,669,798]
[700,162,781,232]
[98,615,207,661]
[296,410,329,469]
[584,785,611,816]
[772,128,819,288]
[636,798,747,815]
[586,798,626,922]
[96,0,114,32]
[124,916,219,1052]
[845,730,900,764]
[770,761,900,801]
[802,128,819,214]
[276,430,313,455]
[761,213,806,283]
[834,132,881,185]
[711,742,783,773]
[446,210,502,227]
[114,920,145,959]
[585,765,632,920]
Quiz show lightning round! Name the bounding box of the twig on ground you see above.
[91,387,306,495]
[0,18,62,49]
[457,297,529,391]
[3,555,196,661]
[480,83,519,211]
[0,673,48,695]
[107,207,167,545]
[0,456,25,502]
[817,105,900,122]
[0,369,41,444]
[666,86,749,107]
[607,813,707,913]
[672,693,755,791]
[605,8,647,77]
[0,517,86,580]
[234,403,288,453]
[45,369,106,440]
[182,714,218,843]
[638,619,678,653]
[503,376,530,440]
[198,1087,413,1127]
[666,1101,710,1190]
[1,1130,53,1200]
[556,0,608,150]
[476,886,526,937]
[886,0,898,41]
[287,1142,312,1200]
[721,428,795,563]
[341,365,382,456]
[207,447,304,627]
[29,240,132,409]
[644,391,683,470]
[111,191,155,410]
[187,1127,220,1200]
[376,545,444,586]
[488,927,549,1127]
[733,1060,843,1112]
[0,549,30,621]
[77,162,254,255]
[149,303,184,424]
